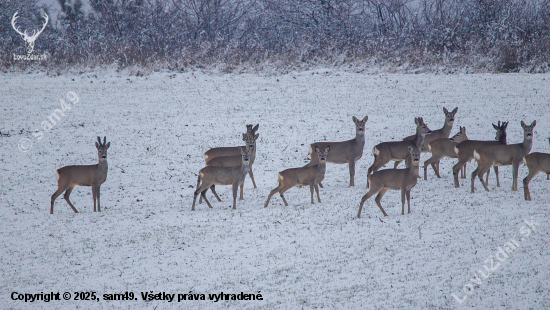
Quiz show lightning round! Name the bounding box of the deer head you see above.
[11,11,49,55]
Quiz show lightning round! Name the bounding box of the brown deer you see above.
[471,121,536,193]
[50,136,110,214]
[452,121,508,188]
[264,146,330,208]
[367,117,432,187]
[397,107,458,168]
[358,145,422,218]
[192,147,251,210]
[306,116,367,187]
[203,124,258,162]
[199,133,258,203]
[523,138,550,200]
[423,126,469,180]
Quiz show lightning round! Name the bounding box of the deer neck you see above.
[241,162,250,175]
[413,130,425,149]
[522,136,533,154]
[355,132,366,146]
[97,159,108,174]
[408,163,420,178]
[317,161,327,173]
[441,121,453,137]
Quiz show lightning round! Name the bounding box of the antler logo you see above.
[11,11,48,55]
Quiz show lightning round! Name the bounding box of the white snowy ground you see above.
[1,71,549,309]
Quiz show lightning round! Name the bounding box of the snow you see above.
[1,71,549,309]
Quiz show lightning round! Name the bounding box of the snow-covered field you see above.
[1,71,549,309]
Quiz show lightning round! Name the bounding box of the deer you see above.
[203,124,258,187]
[367,117,432,187]
[50,136,110,214]
[471,121,536,193]
[192,146,251,210]
[199,133,258,204]
[305,116,367,187]
[452,121,508,188]
[423,126,469,180]
[397,107,458,168]
[264,146,330,208]
[358,145,422,218]
[11,11,48,55]
[523,138,550,200]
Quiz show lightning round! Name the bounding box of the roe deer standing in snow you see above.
[471,121,536,193]
[199,133,258,203]
[523,138,550,200]
[452,121,508,188]
[264,146,330,208]
[398,107,458,168]
[50,136,110,214]
[367,117,431,187]
[306,116,367,187]
[192,147,251,210]
[358,145,422,218]
[423,126,468,180]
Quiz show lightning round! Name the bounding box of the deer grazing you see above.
[11,11,48,55]
[199,133,258,203]
[192,147,251,210]
[50,136,110,214]
[423,126,469,180]
[264,146,330,208]
[523,138,550,200]
[306,116,367,187]
[358,145,422,218]
[471,121,536,193]
[397,107,457,168]
[367,117,432,187]
[452,121,508,188]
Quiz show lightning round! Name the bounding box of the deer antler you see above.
[11,11,26,37]
[28,13,48,40]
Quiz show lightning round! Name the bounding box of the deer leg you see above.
[393,160,402,169]
[318,182,324,188]
[462,162,467,179]
[314,184,321,203]
[309,180,315,204]
[523,168,539,201]
[471,167,480,193]
[547,173,549,180]
[63,184,78,213]
[96,184,101,212]
[349,160,355,187]
[92,185,97,212]
[435,161,441,178]
[210,185,222,202]
[485,167,490,186]
[401,188,406,215]
[51,183,69,214]
[512,161,520,191]
[374,188,389,217]
[264,184,282,208]
[494,166,500,187]
[406,190,411,214]
[239,181,244,200]
[423,155,437,180]
[248,168,257,189]
[478,166,491,192]
[278,186,292,207]
[201,191,213,209]
[358,185,381,218]
[453,160,466,188]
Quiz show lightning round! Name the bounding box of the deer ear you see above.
[443,107,448,114]
[418,145,424,152]
[415,117,419,125]
[315,146,320,153]
[95,142,100,149]
[325,146,330,153]
[253,124,259,132]
[362,116,368,123]
[492,123,498,130]
[408,146,413,153]
[531,120,537,127]
[105,142,110,149]
[521,121,526,128]
[242,133,247,141]
[452,107,458,114]
[254,133,259,140]
[352,116,358,123]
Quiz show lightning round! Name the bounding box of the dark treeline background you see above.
[1,0,549,72]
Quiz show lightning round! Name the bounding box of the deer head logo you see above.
[11,11,48,55]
